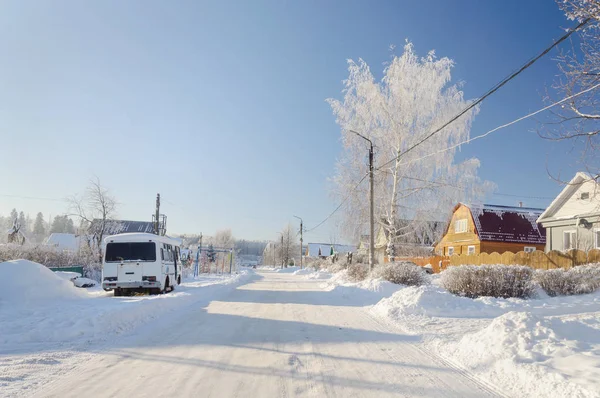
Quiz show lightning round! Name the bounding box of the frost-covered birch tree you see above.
[328,42,493,260]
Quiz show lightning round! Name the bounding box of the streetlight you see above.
[294,215,303,269]
[349,130,375,271]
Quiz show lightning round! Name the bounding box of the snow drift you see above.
[0,260,87,304]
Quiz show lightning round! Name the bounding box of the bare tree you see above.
[68,177,117,262]
[540,1,600,180]
[279,224,298,267]
[328,42,493,260]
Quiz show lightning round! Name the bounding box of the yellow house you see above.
[435,203,546,256]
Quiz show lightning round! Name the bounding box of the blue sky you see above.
[0,0,583,242]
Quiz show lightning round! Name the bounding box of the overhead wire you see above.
[375,17,591,172]
[304,172,369,233]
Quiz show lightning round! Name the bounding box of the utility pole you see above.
[276,232,283,268]
[294,215,303,269]
[350,130,375,272]
[154,193,160,235]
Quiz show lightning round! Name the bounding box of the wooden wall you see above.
[435,204,480,255]
[480,241,546,254]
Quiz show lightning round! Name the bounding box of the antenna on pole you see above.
[152,193,167,236]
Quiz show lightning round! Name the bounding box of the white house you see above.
[45,233,84,252]
[537,172,600,252]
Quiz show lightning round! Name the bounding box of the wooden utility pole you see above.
[294,216,303,269]
[368,143,375,271]
[350,130,375,271]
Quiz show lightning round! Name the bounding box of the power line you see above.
[304,172,369,233]
[376,81,600,171]
[375,17,591,172]
[0,194,66,202]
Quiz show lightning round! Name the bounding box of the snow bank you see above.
[0,263,253,350]
[0,260,87,304]
[369,273,600,397]
[275,266,300,273]
[54,271,82,280]
[372,285,505,319]
[292,268,313,275]
[438,311,600,397]
[306,271,332,280]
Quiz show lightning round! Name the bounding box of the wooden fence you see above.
[397,249,600,273]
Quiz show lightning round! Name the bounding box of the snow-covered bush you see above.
[0,244,101,279]
[440,264,535,299]
[535,263,600,296]
[372,261,428,286]
[305,258,328,271]
[346,263,369,281]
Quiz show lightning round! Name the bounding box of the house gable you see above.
[435,204,480,255]
[538,173,600,223]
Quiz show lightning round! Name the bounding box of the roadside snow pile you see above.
[0,260,87,304]
[372,285,504,319]
[275,266,300,273]
[292,268,314,275]
[54,271,97,288]
[370,270,600,397]
[438,311,600,397]
[0,261,253,350]
[306,271,332,280]
[72,277,97,288]
[54,271,82,280]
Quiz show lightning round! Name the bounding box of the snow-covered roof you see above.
[306,243,356,257]
[45,233,83,251]
[537,172,600,223]
[90,219,155,236]
[104,232,182,246]
[469,204,546,245]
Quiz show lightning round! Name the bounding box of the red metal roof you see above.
[470,204,546,245]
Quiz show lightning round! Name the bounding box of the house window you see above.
[447,246,455,256]
[563,231,576,251]
[454,219,468,233]
[467,245,475,255]
[595,229,600,249]
[524,247,536,253]
[581,192,590,200]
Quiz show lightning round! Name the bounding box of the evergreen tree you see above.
[50,215,65,233]
[33,212,46,239]
[18,211,27,234]
[9,208,18,224]
[66,217,75,234]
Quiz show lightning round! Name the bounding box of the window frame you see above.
[563,230,576,251]
[594,228,600,249]
[447,246,455,256]
[524,246,536,253]
[467,245,475,255]
[454,219,468,234]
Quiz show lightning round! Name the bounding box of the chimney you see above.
[518,201,523,208]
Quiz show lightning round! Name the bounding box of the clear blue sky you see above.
[0,0,582,242]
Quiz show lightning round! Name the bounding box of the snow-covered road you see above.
[35,271,500,397]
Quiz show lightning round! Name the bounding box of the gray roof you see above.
[90,219,155,236]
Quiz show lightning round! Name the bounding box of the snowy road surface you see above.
[35,271,500,397]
